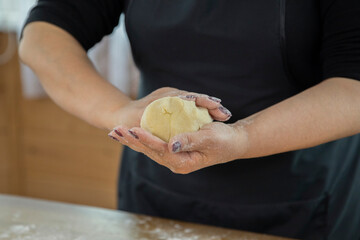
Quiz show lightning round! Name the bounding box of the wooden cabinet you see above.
[0,32,21,195]
[0,32,122,209]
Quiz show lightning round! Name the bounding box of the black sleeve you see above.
[23,0,123,51]
[320,0,360,81]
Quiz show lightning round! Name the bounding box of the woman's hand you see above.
[111,87,232,129]
[110,121,248,174]
[108,87,244,174]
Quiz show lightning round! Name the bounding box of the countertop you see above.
[0,194,295,240]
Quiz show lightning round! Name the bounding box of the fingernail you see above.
[208,96,222,103]
[108,134,119,142]
[219,106,232,117]
[114,129,123,137]
[185,95,196,99]
[172,141,181,153]
[128,130,139,139]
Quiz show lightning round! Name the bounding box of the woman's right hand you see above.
[110,87,232,131]
[108,87,232,150]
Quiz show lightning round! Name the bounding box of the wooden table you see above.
[0,194,294,240]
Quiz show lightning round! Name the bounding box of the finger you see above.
[128,127,168,153]
[178,92,198,102]
[108,129,154,158]
[112,126,172,169]
[195,95,222,110]
[180,93,222,109]
[112,126,150,154]
[168,130,213,153]
[209,106,232,121]
[108,129,128,144]
[120,127,171,164]
[179,93,230,120]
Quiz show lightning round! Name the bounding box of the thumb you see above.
[168,131,211,153]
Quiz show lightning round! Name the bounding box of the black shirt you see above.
[24,1,360,239]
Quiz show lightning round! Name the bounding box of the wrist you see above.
[232,119,251,159]
[104,98,133,130]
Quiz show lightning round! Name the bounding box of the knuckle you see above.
[206,135,216,146]
[199,93,209,98]
[153,87,177,95]
[178,90,190,96]
[182,135,192,149]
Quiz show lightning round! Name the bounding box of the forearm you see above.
[238,77,360,158]
[19,22,130,130]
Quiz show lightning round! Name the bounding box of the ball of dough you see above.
[140,97,213,142]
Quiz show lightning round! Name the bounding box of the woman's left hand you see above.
[109,120,248,174]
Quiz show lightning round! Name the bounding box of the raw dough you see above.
[140,97,213,142]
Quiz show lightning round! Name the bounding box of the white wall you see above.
[0,0,36,32]
[0,0,137,99]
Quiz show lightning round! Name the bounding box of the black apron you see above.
[118,1,360,239]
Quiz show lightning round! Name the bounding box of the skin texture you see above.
[20,22,360,174]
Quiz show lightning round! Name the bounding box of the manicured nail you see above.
[219,106,232,117]
[128,130,139,139]
[172,141,181,153]
[114,129,123,137]
[208,96,222,103]
[185,95,196,99]
[108,134,119,142]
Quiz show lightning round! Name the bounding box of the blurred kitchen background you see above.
[0,0,139,209]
